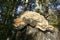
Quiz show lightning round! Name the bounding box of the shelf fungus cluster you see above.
[13,11,57,32]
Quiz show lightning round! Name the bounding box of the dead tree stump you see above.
[15,26,60,40]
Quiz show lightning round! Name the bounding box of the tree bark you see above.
[15,26,60,40]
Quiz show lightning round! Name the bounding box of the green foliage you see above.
[47,12,58,25]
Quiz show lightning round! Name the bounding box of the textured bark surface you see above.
[15,26,60,40]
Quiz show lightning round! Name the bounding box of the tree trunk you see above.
[15,26,60,40]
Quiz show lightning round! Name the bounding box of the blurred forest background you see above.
[0,0,60,40]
